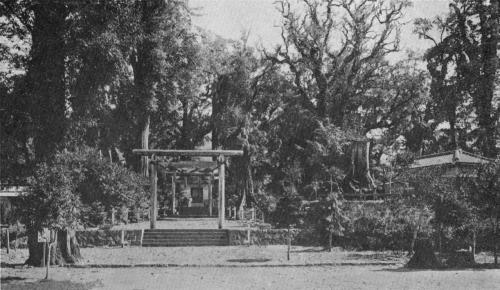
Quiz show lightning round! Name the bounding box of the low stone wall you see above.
[76,230,142,247]
[228,229,302,245]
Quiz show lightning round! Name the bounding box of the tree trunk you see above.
[238,191,246,220]
[472,228,476,257]
[26,228,81,267]
[180,98,192,150]
[140,115,150,177]
[29,2,67,162]
[409,212,424,255]
[410,228,418,255]
[477,0,499,158]
[328,231,332,252]
[438,222,443,254]
[347,141,375,192]
[494,211,498,266]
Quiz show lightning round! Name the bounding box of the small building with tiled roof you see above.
[410,149,494,177]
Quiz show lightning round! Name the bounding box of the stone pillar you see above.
[218,155,225,229]
[150,161,157,229]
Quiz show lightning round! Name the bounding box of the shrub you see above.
[272,196,303,228]
[302,193,347,248]
[19,147,148,229]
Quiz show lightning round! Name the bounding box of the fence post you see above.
[6,229,10,254]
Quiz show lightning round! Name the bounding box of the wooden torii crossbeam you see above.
[132,149,243,229]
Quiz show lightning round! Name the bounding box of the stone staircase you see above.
[142,229,229,247]
[178,206,218,217]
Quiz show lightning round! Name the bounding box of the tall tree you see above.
[23,1,67,162]
[267,0,409,125]
[64,0,138,152]
[129,0,193,174]
[415,0,500,157]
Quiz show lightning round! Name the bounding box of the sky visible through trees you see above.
[189,0,449,54]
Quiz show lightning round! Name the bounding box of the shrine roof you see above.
[410,149,493,169]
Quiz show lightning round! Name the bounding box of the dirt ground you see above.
[2,264,500,290]
[2,246,500,290]
[2,246,406,266]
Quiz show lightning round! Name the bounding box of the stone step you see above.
[142,239,228,243]
[142,242,227,247]
[143,240,227,245]
[179,207,215,216]
[144,229,227,232]
[143,232,227,236]
[143,236,226,241]
[143,236,227,240]
[143,237,228,241]
[143,237,227,241]
[142,229,229,247]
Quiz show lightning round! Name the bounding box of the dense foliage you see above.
[18,148,147,230]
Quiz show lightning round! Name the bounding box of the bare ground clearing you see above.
[2,247,499,289]
[2,264,500,290]
[2,246,407,267]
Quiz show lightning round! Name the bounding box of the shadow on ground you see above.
[226,258,272,263]
[376,266,491,272]
[1,276,26,282]
[1,278,98,290]
[291,248,326,253]
[1,263,25,268]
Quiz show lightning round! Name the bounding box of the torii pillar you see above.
[149,161,158,229]
[171,173,176,216]
[208,173,214,217]
[217,155,225,229]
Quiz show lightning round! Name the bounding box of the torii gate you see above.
[132,149,243,229]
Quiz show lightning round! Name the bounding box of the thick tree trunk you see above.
[312,66,328,119]
[346,141,375,193]
[328,231,333,252]
[238,188,246,220]
[29,2,67,162]
[409,212,424,255]
[449,117,457,150]
[180,99,193,150]
[26,228,81,267]
[477,0,499,158]
[494,211,498,266]
[140,115,150,177]
[211,75,230,151]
